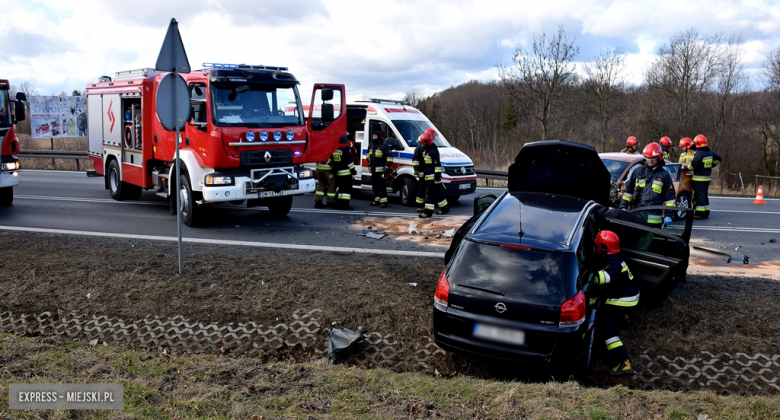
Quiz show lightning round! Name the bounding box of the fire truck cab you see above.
[86,63,346,226]
[0,79,26,206]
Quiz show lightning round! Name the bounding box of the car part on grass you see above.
[327,326,365,362]
[2,310,779,395]
[692,246,732,263]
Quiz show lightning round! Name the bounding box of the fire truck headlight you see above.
[1,161,20,171]
[297,168,314,179]
[204,174,234,186]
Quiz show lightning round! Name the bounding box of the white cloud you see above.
[1,0,780,96]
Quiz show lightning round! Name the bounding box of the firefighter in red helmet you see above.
[659,136,672,161]
[594,230,639,376]
[686,134,722,219]
[419,131,448,218]
[412,129,437,212]
[620,143,676,230]
[678,137,695,167]
[621,136,639,154]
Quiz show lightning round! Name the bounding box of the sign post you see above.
[154,18,191,275]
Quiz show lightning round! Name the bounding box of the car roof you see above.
[599,152,644,163]
[470,192,593,251]
[508,140,611,206]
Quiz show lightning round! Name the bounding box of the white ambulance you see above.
[344,99,476,206]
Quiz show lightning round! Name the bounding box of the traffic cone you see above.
[754,185,766,205]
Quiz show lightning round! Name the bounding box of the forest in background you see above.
[405,27,780,193]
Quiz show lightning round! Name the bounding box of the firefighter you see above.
[412,128,436,212]
[621,136,639,154]
[331,135,357,210]
[678,137,696,167]
[620,143,676,229]
[594,230,639,376]
[686,134,722,219]
[659,136,672,161]
[314,158,336,208]
[367,131,393,208]
[419,131,449,218]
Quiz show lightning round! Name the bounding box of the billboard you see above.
[30,95,88,138]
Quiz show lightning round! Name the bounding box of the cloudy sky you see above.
[2,0,780,100]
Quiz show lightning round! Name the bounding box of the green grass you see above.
[1,334,779,419]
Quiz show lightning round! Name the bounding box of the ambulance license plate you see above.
[459,183,471,190]
[260,191,283,198]
[473,323,525,346]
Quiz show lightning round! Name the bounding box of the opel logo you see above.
[461,166,467,174]
[264,151,272,162]
[494,303,507,313]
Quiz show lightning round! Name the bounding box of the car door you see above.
[599,205,693,305]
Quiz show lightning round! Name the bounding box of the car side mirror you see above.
[473,194,496,216]
[16,92,27,101]
[321,88,334,101]
[320,103,334,123]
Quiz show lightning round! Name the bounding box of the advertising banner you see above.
[30,95,88,138]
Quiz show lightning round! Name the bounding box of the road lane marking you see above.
[0,226,445,259]
[710,209,780,215]
[690,226,780,234]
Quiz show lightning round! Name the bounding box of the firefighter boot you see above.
[608,359,634,377]
[314,201,325,209]
[370,200,380,206]
[436,206,450,215]
[416,207,424,213]
[380,203,387,208]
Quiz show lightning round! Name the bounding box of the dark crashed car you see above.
[433,140,692,371]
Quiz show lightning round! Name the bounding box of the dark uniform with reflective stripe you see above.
[686,147,722,219]
[421,143,448,216]
[330,143,356,210]
[314,160,336,206]
[412,144,427,210]
[596,253,639,370]
[367,137,393,206]
[620,163,676,227]
[660,145,670,161]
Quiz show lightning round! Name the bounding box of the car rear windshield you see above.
[448,240,566,305]
[601,159,630,182]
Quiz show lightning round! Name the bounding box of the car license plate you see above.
[260,191,283,198]
[473,323,525,345]
[459,183,470,190]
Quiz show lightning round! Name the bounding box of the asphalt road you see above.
[3,170,780,264]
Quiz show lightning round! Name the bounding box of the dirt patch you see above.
[1,230,779,386]
[355,216,469,247]
[689,258,780,279]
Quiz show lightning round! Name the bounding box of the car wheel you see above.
[674,191,691,220]
[0,187,12,206]
[179,174,201,227]
[400,177,417,207]
[267,195,293,216]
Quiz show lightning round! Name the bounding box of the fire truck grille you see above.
[241,149,293,168]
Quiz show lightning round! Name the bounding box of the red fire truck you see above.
[0,79,26,206]
[86,63,346,226]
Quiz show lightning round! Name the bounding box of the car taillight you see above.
[434,270,450,307]
[559,291,586,327]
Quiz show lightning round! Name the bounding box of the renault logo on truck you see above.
[264,151,272,162]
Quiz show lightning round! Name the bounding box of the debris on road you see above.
[360,228,387,240]
[406,223,419,234]
[771,238,777,243]
[743,255,750,264]
[692,246,732,263]
[442,228,455,238]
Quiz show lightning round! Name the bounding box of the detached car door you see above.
[599,205,693,306]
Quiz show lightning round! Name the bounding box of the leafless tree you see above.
[581,48,628,151]
[403,88,424,108]
[497,25,579,140]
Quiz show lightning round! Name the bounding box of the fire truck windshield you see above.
[211,84,303,128]
[392,120,449,148]
[0,89,11,127]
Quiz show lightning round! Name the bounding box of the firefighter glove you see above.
[663,216,672,227]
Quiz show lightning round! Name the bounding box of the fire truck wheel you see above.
[400,177,417,207]
[107,159,141,201]
[267,196,293,216]
[179,174,201,227]
[0,187,12,206]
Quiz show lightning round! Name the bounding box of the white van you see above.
[344,99,476,206]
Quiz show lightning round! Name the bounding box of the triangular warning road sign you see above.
[155,18,191,73]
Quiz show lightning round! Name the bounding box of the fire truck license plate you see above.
[260,191,284,198]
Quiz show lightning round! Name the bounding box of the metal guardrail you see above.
[474,169,508,180]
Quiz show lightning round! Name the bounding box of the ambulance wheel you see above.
[267,196,293,216]
[179,174,201,227]
[400,177,417,207]
[108,159,139,201]
[0,187,12,206]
